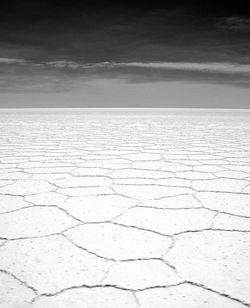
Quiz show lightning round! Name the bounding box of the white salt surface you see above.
[0,108,250,307]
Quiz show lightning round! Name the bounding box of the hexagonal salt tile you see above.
[0,207,77,239]
[65,223,172,260]
[165,231,250,303]
[0,235,112,294]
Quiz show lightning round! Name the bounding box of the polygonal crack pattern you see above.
[0,110,250,308]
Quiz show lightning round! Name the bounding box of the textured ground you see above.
[0,109,250,308]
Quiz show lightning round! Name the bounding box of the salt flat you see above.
[0,108,250,308]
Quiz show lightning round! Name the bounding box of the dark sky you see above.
[0,0,250,108]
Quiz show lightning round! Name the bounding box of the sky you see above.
[0,0,250,108]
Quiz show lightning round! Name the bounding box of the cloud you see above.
[45,61,112,69]
[3,58,250,75]
[216,16,250,32]
[0,57,28,64]
[1,59,250,93]
[44,61,250,75]
[45,61,82,69]
[112,62,250,74]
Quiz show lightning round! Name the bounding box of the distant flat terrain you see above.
[0,108,250,308]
